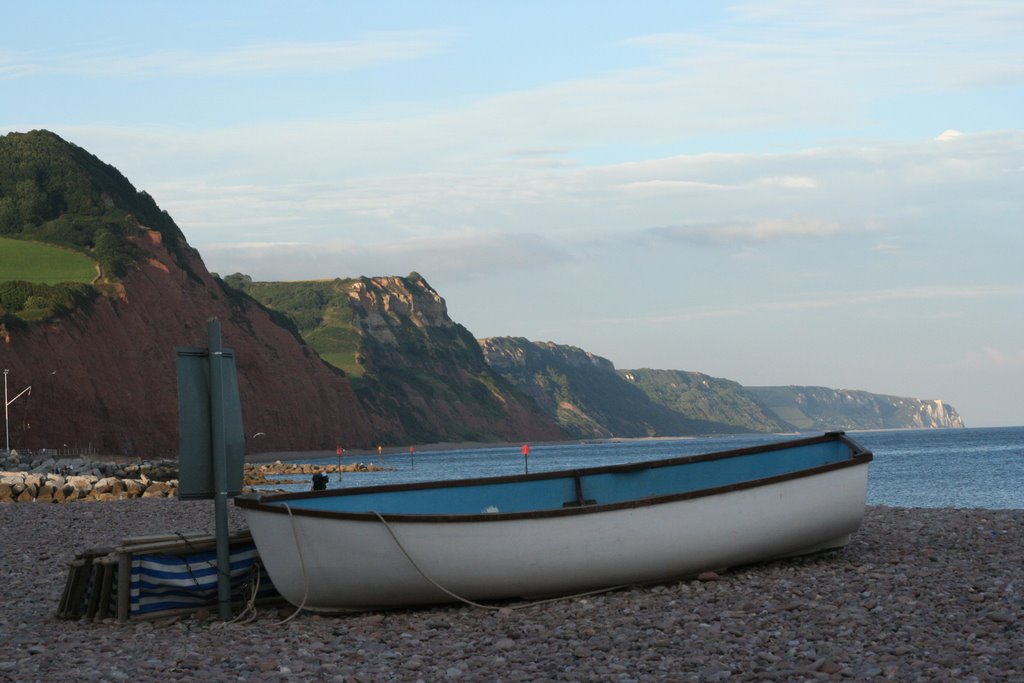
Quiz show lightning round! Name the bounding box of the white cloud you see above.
[872,240,901,252]
[753,285,1024,311]
[649,217,842,245]
[200,231,571,282]
[756,175,819,189]
[503,147,572,158]
[625,1,1024,107]
[614,179,734,194]
[952,347,1024,369]
[936,129,964,141]
[0,56,38,79]
[572,285,1024,326]
[46,123,1022,268]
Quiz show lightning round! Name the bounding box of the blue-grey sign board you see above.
[175,347,245,499]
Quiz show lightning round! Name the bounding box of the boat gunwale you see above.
[235,432,873,523]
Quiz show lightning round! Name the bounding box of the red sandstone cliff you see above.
[0,231,373,458]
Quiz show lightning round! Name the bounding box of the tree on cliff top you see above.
[0,129,188,276]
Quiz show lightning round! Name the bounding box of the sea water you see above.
[856,426,1023,509]
[269,426,1024,509]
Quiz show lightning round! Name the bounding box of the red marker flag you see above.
[521,444,530,456]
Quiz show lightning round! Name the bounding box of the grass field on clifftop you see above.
[0,237,96,284]
[243,279,364,377]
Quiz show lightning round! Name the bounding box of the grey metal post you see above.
[4,369,8,456]
[207,319,233,620]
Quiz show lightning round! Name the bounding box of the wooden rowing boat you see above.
[236,432,872,612]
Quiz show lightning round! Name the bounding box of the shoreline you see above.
[1,502,1020,680]
[10,426,1011,468]
[244,440,561,464]
[244,425,1017,465]
[243,434,763,464]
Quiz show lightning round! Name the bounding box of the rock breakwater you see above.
[0,452,386,503]
[0,471,176,503]
[1,452,181,503]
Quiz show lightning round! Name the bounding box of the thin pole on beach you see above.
[206,320,233,621]
[4,369,32,456]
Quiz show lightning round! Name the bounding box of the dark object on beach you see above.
[311,471,328,491]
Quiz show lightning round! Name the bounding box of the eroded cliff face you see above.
[0,231,373,458]
[344,277,564,444]
[917,399,965,429]
[743,386,966,431]
[348,276,452,342]
[479,337,745,439]
[481,337,967,437]
[619,368,793,434]
[347,275,475,371]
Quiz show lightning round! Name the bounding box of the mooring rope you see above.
[251,505,633,622]
[216,562,262,626]
[370,510,632,611]
[274,502,311,625]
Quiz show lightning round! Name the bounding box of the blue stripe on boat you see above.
[269,440,849,515]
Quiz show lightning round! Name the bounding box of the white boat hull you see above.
[241,459,869,612]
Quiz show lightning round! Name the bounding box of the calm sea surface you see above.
[269,426,1024,509]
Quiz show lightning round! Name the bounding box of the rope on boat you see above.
[371,510,633,611]
[168,530,262,627]
[222,563,263,625]
[274,503,311,625]
[265,504,634,620]
[210,563,264,627]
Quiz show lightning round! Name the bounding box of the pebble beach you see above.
[1,501,1021,682]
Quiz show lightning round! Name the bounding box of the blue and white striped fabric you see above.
[129,543,278,616]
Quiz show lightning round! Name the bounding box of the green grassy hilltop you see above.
[0,129,196,323]
[0,237,98,320]
[0,129,189,280]
[222,274,364,377]
[0,237,97,284]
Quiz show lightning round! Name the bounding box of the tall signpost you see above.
[175,319,245,620]
[4,369,32,456]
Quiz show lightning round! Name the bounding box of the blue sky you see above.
[3,1,1022,427]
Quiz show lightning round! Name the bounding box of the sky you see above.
[2,1,1022,427]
